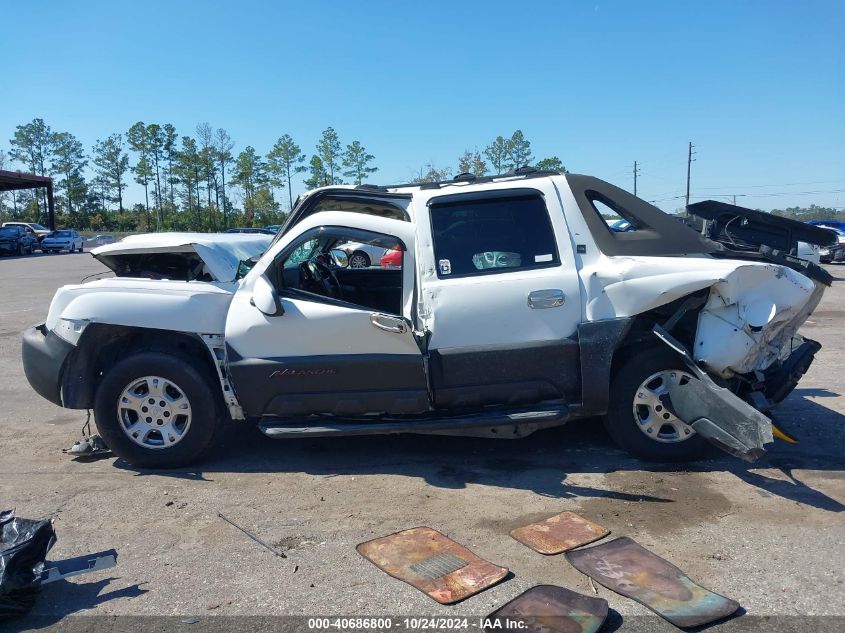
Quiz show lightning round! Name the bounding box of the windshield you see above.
[31,224,48,231]
[52,230,72,237]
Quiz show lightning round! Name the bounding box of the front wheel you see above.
[94,351,222,468]
[604,346,711,462]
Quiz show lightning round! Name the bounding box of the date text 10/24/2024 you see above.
[307,617,528,630]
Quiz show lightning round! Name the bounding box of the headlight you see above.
[52,318,89,345]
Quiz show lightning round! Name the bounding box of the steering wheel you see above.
[303,259,341,298]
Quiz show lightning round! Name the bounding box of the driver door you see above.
[225,216,429,419]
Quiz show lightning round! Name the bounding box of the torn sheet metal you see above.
[357,527,508,604]
[654,325,774,461]
[40,550,117,584]
[694,264,823,377]
[510,512,609,555]
[485,585,608,633]
[580,255,822,379]
[566,537,739,629]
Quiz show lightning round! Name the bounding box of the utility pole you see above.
[685,142,695,210]
[633,161,641,196]
[732,194,736,206]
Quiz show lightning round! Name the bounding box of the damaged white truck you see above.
[22,170,836,468]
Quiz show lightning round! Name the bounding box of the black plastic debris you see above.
[0,510,56,620]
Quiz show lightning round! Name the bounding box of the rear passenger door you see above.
[417,184,582,409]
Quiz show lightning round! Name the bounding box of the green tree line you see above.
[0,120,564,232]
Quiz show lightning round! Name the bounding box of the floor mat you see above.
[565,537,739,628]
[485,585,608,633]
[357,527,508,604]
[510,511,609,554]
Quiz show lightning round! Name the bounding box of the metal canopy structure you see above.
[0,169,55,229]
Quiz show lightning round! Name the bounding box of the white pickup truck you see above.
[22,170,836,468]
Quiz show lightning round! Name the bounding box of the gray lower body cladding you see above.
[21,324,74,407]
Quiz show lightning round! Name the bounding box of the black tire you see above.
[604,346,711,462]
[349,250,371,268]
[93,351,223,468]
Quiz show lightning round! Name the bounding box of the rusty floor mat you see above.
[357,527,508,604]
[485,585,608,633]
[510,511,609,554]
[566,537,739,628]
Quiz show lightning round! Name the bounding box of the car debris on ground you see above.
[0,510,117,621]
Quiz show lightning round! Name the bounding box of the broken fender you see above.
[654,326,773,461]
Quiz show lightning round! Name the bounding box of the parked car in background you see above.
[380,248,402,268]
[224,227,276,235]
[2,221,51,248]
[813,227,845,263]
[336,240,389,268]
[88,234,116,246]
[41,229,85,253]
[807,220,845,232]
[264,225,282,233]
[0,225,38,255]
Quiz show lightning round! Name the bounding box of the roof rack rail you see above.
[354,183,387,191]
[382,168,562,191]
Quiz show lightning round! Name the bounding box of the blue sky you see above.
[1,0,843,211]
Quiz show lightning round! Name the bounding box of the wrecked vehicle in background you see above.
[21,170,836,468]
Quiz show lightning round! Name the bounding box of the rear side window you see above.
[429,194,559,278]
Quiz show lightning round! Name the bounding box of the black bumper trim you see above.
[22,323,75,407]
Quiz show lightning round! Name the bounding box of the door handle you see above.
[528,289,565,309]
[370,313,408,334]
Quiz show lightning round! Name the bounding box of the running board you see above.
[258,404,569,439]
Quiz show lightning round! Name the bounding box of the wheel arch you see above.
[61,324,225,413]
[577,289,709,416]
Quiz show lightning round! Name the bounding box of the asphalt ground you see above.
[0,251,843,632]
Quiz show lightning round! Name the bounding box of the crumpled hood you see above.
[45,278,236,334]
[91,232,272,282]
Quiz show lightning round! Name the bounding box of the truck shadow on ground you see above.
[115,393,845,513]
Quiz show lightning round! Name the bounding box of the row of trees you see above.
[0,119,564,233]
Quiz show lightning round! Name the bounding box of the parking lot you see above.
[1,252,844,631]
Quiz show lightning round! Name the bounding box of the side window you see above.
[429,194,559,278]
[589,192,647,233]
[277,229,405,315]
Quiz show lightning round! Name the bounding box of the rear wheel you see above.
[604,346,711,462]
[94,351,222,468]
[349,251,371,268]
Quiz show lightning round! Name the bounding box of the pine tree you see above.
[91,134,129,212]
[483,136,510,175]
[267,134,306,208]
[342,141,378,185]
[507,130,533,170]
[316,127,342,185]
[50,131,87,215]
[304,155,329,189]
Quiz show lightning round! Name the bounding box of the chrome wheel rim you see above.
[632,370,696,443]
[117,375,192,449]
[349,254,369,268]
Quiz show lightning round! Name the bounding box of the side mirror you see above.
[329,249,349,268]
[250,274,284,316]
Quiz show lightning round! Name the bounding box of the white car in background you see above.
[41,229,85,253]
[88,234,116,246]
[336,240,389,268]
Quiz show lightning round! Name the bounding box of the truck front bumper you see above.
[22,323,74,407]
